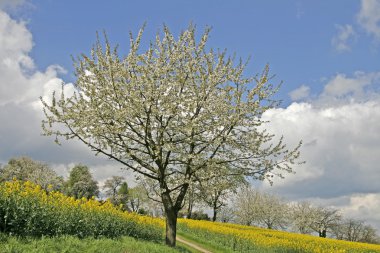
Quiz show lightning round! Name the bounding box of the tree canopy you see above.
[64,165,99,199]
[196,166,245,222]
[0,156,63,191]
[41,24,302,246]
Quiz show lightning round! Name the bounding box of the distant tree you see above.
[103,176,125,204]
[137,207,149,215]
[331,218,379,243]
[115,182,129,210]
[41,24,302,246]
[289,201,316,234]
[218,205,235,223]
[254,191,289,229]
[190,211,210,221]
[196,166,245,221]
[310,207,341,238]
[127,184,148,213]
[183,182,197,219]
[234,186,260,226]
[132,179,166,217]
[65,165,99,199]
[234,187,289,229]
[359,224,379,244]
[0,156,63,190]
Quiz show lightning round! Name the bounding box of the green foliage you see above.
[118,182,128,195]
[103,176,129,208]
[137,208,149,215]
[189,212,210,221]
[114,182,129,210]
[0,234,190,253]
[103,176,125,198]
[65,165,99,199]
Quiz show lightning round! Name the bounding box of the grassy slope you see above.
[0,234,192,253]
[176,241,204,253]
[177,232,234,253]
[177,232,273,253]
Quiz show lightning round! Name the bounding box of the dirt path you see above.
[176,236,213,253]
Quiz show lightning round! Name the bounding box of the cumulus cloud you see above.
[0,10,65,153]
[322,71,380,99]
[331,24,356,52]
[261,71,380,229]
[340,194,380,229]
[262,100,380,194]
[357,0,380,40]
[288,85,310,101]
[0,10,134,187]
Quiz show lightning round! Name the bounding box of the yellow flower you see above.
[178,219,380,253]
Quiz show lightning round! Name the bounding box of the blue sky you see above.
[14,0,379,104]
[1,0,380,232]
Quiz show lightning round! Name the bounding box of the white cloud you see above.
[357,0,380,40]
[0,10,130,186]
[0,10,33,104]
[322,71,380,98]
[340,194,380,227]
[263,101,380,191]
[331,24,356,52]
[288,85,310,101]
[290,71,380,105]
[260,71,380,229]
[311,193,380,232]
[0,11,76,106]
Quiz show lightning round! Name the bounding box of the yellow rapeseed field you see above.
[0,180,164,240]
[178,218,380,253]
[2,180,380,252]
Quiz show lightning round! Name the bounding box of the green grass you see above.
[177,232,234,253]
[175,241,204,253]
[177,231,277,253]
[0,234,193,253]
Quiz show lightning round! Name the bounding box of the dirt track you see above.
[176,236,213,253]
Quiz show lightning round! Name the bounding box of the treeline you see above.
[161,177,380,245]
[0,157,98,198]
[0,156,149,214]
[219,187,380,244]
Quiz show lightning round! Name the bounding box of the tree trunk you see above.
[165,208,178,247]
[162,192,179,247]
[319,229,326,238]
[212,207,217,222]
[161,183,188,247]
[212,196,220,222]
[187,198,193,219]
